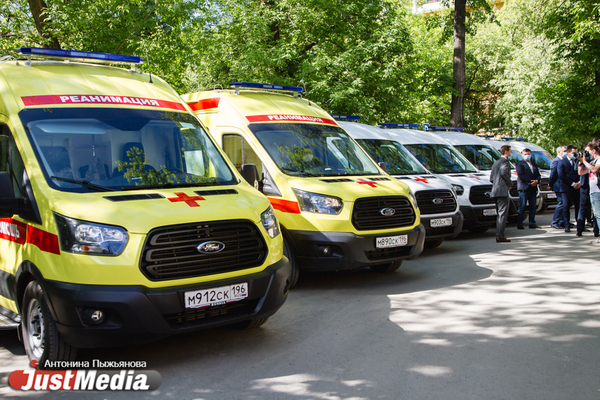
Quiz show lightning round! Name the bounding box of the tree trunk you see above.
[450,0,466,127]
[27,0,60,49]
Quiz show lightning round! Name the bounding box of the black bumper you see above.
[460,205,497,229]
[288,224,426,271]
[43,257,291,348]
[420,211,464,240]
[541,192,558,207]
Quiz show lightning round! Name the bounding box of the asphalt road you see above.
[1,212,599,399]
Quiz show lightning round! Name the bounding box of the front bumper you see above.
[540,191,558,207]
[460,204,497,229]
[43,257,291,348]
[288,224,426,271]
[420,211,464,240]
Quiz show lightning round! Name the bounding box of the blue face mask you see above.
[570,153,578,161]
[523,154,532,161]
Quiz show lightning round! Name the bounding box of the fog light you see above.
[317,246,332,256]
[90,310,104,324]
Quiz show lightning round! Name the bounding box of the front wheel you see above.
[424,238,444,249]
[230,318,269,330]
[370,260,402,273]
[468,225,490,234]
[283,239,299,289]
[21,281,77,368]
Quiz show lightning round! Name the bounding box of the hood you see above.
[284,175,410,201]
[391,174,454,192]
[436,173,492,187]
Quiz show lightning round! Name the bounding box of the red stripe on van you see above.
[21,95,186,111]
[268,198,301,214]
[0,218,27,245]
[26,225,60,255]
[189,97,221,111]
[246,114,338,126]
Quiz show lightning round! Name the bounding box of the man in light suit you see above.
[490,144,513,242]
[557,145,581,233]
[549,146,566,228]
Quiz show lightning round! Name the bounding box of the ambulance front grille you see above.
[352,196,416,231]
[140,220,267,281]
[415,189,457,215]
[470,185,495,205]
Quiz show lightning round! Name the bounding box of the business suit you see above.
[515,159,541,227]
[549,156,566,227]
[557,156,581,231]
[490,156,512,239]
[577,171,599,235]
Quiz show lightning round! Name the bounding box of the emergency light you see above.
[427,126,465,131]
[331,115,361,120]
[377,123,420,129]
[500,137,526,141]
[17,47,143,64]
[229,82,303,93]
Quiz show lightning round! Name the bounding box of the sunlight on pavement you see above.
[250,374,372,400]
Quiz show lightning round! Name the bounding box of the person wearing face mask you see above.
[578,142,600,243]
[549,145,567,229]
[515,148,541,229]
[557,145,581,232]
[490,145,513,243]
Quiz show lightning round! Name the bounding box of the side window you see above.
[223,134,263,177]
[0,125,25,198]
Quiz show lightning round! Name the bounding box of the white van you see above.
[337,119,463,248]
[375,125,497,234]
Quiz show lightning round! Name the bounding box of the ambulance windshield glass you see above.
[530,151,552,170]
[454,144,501,171]
[20,108,237,192]
[403,144,477,174]
[250,123,380,177]
[356,139,428,175]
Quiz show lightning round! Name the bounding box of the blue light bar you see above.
[428,126,465,131]
[229,82,303,93]
[331,115,361,120]
[377,123,420,128]
[17,47,143,64]
[478,135,495,139]
[500,137,526,141]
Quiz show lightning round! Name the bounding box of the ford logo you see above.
[197,241,226,254]
[380,208,396,216]
[484,191,492,198]
[432,198,444,205]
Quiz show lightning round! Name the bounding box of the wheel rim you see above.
[26,298,45,359]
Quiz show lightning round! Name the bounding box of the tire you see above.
[21,281,77,368]
[370,260,402,273]
[424,238,444,249]
[468,225,490,234]
[230,318,269,330]
[283,239,299,289]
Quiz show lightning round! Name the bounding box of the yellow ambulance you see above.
[182,83,425,287]
[0,49,290,366]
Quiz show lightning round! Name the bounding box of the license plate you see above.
[547,193,557,199]
[184,283,248,309]
[483,208,497,216]
[376,235,408,249]
[430,217,452,228]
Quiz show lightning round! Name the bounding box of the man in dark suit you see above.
[549,146,566,228]
[516,148,541,229]
[557,145,581,232]
[490,144,513,242]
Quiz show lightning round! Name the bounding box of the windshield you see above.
[454,144,501,171]
[356,139,428,175]
[403,143,477,174]
[531,151,552,170]
[508,150,523,164]
[250,123,380,177]
[20,108,236,192]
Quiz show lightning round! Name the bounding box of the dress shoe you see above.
[517,225,524,230]
[565,227,571,233]
[582,228,591,232]
[576,232,582,237]
[496,237,511,243]
[529,224,540,229]
[551,224,561,229]
[569,223,575,228]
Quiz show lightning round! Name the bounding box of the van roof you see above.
[430,130,493,147]
[0,61,185,113]
[376,128,452,146]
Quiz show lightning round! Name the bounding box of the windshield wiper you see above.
[123,182,217,191]
[280,167,319,177]
[51,176,115,192]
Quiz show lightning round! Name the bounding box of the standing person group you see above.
[578,141,600,243]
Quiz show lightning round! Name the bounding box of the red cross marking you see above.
[357,179,378,188]
[167,192,206,207]
[413,177,429,183]
[468,174,481,180]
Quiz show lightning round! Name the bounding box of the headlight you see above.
[292,189,343,214]
[407,189,418,209]
[260,205,281,238]
[452,184,465,196]
[55,214,128,256]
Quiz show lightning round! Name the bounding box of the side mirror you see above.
[241,163,259,190]
[378,162,388,173]
[0,172,22,218]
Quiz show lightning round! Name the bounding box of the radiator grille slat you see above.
[470,185,495,205]
[140,220,267,281]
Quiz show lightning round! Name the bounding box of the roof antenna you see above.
[144,44,153,84]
